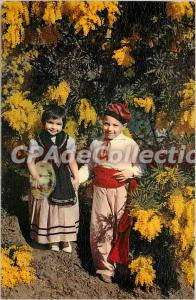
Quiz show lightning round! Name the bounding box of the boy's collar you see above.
[103,133,124,141]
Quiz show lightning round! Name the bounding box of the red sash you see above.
[93,166,126,188]
[109,211,132,264]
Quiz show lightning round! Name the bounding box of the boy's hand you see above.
[113,170,133,182]
[71,178,79,191]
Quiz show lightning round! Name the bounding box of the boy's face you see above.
[44,118,63,135]
[102,115,125,140]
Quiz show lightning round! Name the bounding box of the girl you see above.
[27,104,79,252]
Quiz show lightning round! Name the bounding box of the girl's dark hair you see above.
[41,104,66,127]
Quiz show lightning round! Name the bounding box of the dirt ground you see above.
[1,198,194,300]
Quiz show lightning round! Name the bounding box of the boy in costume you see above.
[87,103,142,283]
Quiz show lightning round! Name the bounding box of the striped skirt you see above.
[28,194,79,244]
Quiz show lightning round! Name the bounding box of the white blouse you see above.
[28,136,76,162]
[79,133,142,183]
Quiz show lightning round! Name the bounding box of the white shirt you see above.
[79,133,142,183]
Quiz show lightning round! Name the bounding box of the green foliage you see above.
[126,164,194,211]
[126,168,166,210]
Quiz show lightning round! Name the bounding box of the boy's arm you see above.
[78,142,94,184]
[129,142,142,178]
[114,141,142,182]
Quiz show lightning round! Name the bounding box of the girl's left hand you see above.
[113,170,132,182]
[71,178,79,191]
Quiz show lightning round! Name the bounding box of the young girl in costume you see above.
[27,104,79,252]
[86,103,142,283]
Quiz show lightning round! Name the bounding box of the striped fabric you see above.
[28,194,79,244]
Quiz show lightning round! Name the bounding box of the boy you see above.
[87,103,142,283]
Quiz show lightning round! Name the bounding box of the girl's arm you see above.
[27,157,41,188]
[67,136,79,190]
[69,159,79,190]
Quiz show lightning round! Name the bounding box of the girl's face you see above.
[102,115,125,140]
[44,118,63,135]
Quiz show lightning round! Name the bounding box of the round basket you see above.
[30,161,56,199]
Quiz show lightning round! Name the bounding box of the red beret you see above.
[105,103,131,123]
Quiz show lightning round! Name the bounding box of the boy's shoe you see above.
[61,242,72,253]
[50,243,59,252]
[99,274,113,283]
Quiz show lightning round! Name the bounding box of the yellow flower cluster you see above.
[31,2,43,17]
[129,256,156,287]
[173,108,194,137]
[169,218,180,235]
[78,99,97,128]
[31,1,120,36]
[183,186,195,198]
[168,191,185,219]
[156,166,178,186]
[1,245,35,288]
[45,81,71,105]
[64,119,79,139]
[167,189,194,285]
[156,111,169,130]
[3,91,43,136]
[2,49,38,97]
[173,79,195,137]
[166,2,194,22]
[172,198,194,252]
[133,96,155,113]
[178,79,195,109]
[2,2,29,56]
[42,2,63,24]
[123,128,132,138]
[62,1,120,36]
[32,2,63,25]
[181,259,194,286]
[168,200,194,286]
[2,1,120,55]
[112,46,135,67]
[132,209,163,241]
